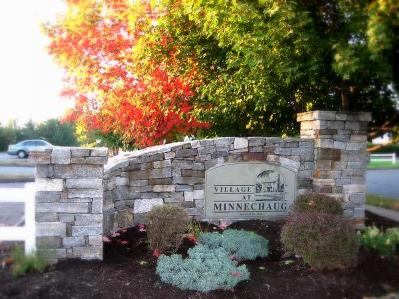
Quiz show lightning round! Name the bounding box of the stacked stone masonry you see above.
[30,147,108,262]
[297,110,372,226]
[103,137,315,234]
[31,111,371,262]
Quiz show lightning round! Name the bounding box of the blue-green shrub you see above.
[156,244,250,292]
[198,229,268,261]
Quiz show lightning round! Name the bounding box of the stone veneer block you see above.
[234,138,248,150]
[68,189,103,198]
[36,202,90,213]
[36,222,67,237]
[66,178,103,189]
[51,147,71,164]
[90,148,108,157]
[36,178,64,192]
[63,237,86,248]
[29,150,51,164]
[133,198,163,214]
[72,226,103,237]
[86,156,108,164]
[71,148,90,157]
[53,164,103,178]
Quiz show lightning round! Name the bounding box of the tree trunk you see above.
[341,89,350,110]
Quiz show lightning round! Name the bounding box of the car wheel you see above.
[17,150,27,159]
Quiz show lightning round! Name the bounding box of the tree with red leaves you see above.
[45,0,208,148]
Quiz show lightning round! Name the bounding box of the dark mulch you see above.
[0,212,398,299]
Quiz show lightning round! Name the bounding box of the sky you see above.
[0,0,73,126]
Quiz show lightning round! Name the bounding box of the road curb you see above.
[0,160,34,167]
[0,174,35,183]
[365,204,399,223]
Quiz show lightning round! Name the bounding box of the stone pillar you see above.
[297,111,371,226]
[30,147,108,262]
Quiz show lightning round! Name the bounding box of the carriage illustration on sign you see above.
[255,169,286,200]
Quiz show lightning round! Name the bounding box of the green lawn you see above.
[367,160,399,169]
[367,143,398,169]
[366,194,399,211]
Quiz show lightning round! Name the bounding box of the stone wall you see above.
[30,110,371,262]
[103,137,314,234]
[30,147,108,262]
[297,111,371,226]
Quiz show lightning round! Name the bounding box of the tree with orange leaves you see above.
[45,0,208,148]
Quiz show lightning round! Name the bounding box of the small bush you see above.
[187,220,203,239]
[144,205,189,253]
[281,213,359,270]
[292,193,344,215]
[360,226,399,256]
[199,229,268,261]
[10,246,48,277]
[156,244,250,292]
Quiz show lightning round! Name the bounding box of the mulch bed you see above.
[0,212,398,299]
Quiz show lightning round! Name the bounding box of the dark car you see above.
[7,140,52,158]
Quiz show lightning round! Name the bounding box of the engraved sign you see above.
[205,162,297,220]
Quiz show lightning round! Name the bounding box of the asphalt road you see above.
[0,166,34,175]
[0,153,16,160]
[0,152,35,182]
[0,182,35,226]
[366,169,399,199]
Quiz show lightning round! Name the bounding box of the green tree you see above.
[0,119,78,151]
[0,120,19,151]
[36,119,78,146]
[134,0,398,137]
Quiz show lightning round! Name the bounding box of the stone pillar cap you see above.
[297,110,371,122]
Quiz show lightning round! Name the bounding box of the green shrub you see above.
[187,220,203,239]
[156,244,250,292]
[199,229,268,261]
[292,193,344,215]
[281,213,359,270]
[10,246,48,277]
[144,205,189,253]
[359,226,399,256]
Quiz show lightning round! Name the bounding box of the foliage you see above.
[281,213,359,270]
[44,0,209,148]
[144,205,189,253]
[292,193,344,215]
[359,226,399,257]
[187,220,202,239]
[35,119,78,146]
[199,229,268,261]
[137,0,398,137]
[45,0,398,144]
[0,119,78,151]
[156,244,249,292]
[368,143,399,156]
[0,120,19,151]
[10,246,48,277]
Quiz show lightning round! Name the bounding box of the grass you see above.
[367,160,399,169]
[367,143,399,169]
[366,194,399,212]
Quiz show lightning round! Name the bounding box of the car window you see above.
[23,141,36,146]
[35,141,47,146]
